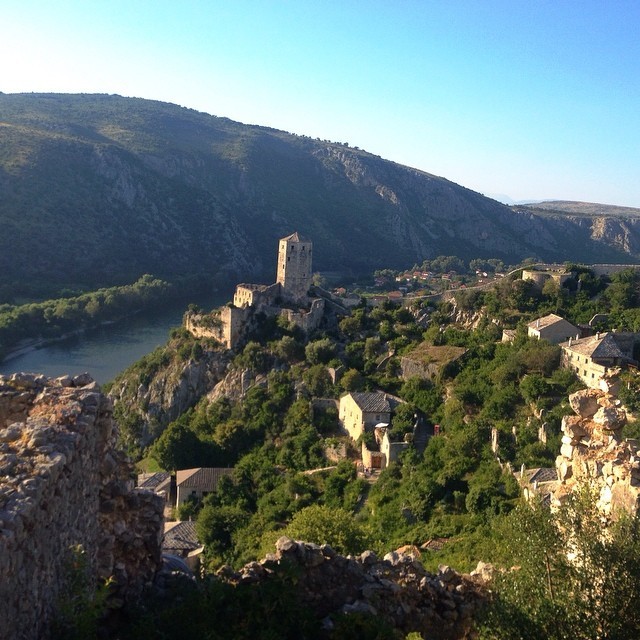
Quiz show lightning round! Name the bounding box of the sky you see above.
[2,0,639,207]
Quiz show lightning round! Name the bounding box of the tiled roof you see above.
[562,332,631,360]
[282,232,310,243]
[592,334,634,359]
[524,468,558,484]
[527,313,573,330]
[163,521,200,553]
[137,472,171,490]
[176,467,233,490]
[349,392,391,414]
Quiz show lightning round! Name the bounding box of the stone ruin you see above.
[213,537,488,639]
[553,387,640,516]
[0,373,164,640]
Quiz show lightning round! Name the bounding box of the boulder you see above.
[569,389,601,418]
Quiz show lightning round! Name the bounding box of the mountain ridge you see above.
[1,93,639,300]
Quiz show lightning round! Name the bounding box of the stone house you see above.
[527,313,579,344]
[163,520,203,571]
[175,467,234,507]
[518,466,558,505]
[380,428,410,467]
[339,391,393,440]
[137,471,174,506]
[560,332,639,389]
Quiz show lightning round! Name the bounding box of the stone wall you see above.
[279,297,325,333]
[0,373,164,640]
[216,537,487,639]
[553,388,640,516]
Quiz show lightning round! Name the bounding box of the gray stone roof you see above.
[137,472,170,490]
[524,468,558,484]
[163,521,201,554]
[562,332,634,360]
[282,232,311,243]
[350,392,392,414]
[176,467,233,491]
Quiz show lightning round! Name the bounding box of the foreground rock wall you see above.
[215,537,487,639]
[0,373,164,640]
[554,388,640,516]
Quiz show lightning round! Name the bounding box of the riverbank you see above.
[0,290,230,385]
[1,316,133,364]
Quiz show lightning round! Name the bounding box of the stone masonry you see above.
[0,373,164,640]
[553,387,640,516]
[215,536,487,639]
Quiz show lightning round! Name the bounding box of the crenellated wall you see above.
[0,373,164,640]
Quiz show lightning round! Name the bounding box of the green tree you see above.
[303,364,333,397]
[481,492,640,639]
[278,504,368,554]
[340,368,364,392]
[305,338,337,365]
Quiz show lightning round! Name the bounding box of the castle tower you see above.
[276,232,312,301]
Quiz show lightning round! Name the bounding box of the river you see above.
[0,290,231,385]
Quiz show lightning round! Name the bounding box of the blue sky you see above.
[2,0,639,207]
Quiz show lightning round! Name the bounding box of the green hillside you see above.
[1,93,638,301]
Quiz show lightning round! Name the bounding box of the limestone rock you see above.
[0,374,163,640]
[554,386,640,519]
[569,389,602,418]
[593,406,627,431]
[217,538,488,639]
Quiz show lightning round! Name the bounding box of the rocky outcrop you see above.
[213,536,487,639]
[553,388,640,516]
[108,347,232,445]
[0,373,164,640]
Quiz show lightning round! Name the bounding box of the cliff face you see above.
[0,373,164,640]
[1,93,639,299]
[108,345,232,446]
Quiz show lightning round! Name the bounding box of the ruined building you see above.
[186,232,328,349]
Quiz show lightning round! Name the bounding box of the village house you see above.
[527,313,579,344]
[339,391,393,440]
[518,466,558,505]
[163,520,203,571]
[137,471,173,505]
[175,467,234,507]
[560,332,639,389]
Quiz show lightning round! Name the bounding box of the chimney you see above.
[569,337,572,346]
[536,319,540,328]
[596,332,600,340]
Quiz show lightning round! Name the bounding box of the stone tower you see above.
[276,232,312,301]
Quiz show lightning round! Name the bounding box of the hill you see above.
[519,200,640,217]
[1,93,639,300]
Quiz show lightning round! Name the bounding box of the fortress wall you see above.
[0,373,163,640]
[279,298,325,333]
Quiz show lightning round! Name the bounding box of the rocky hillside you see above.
[1,93,639,299]
[520,200,640,217]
